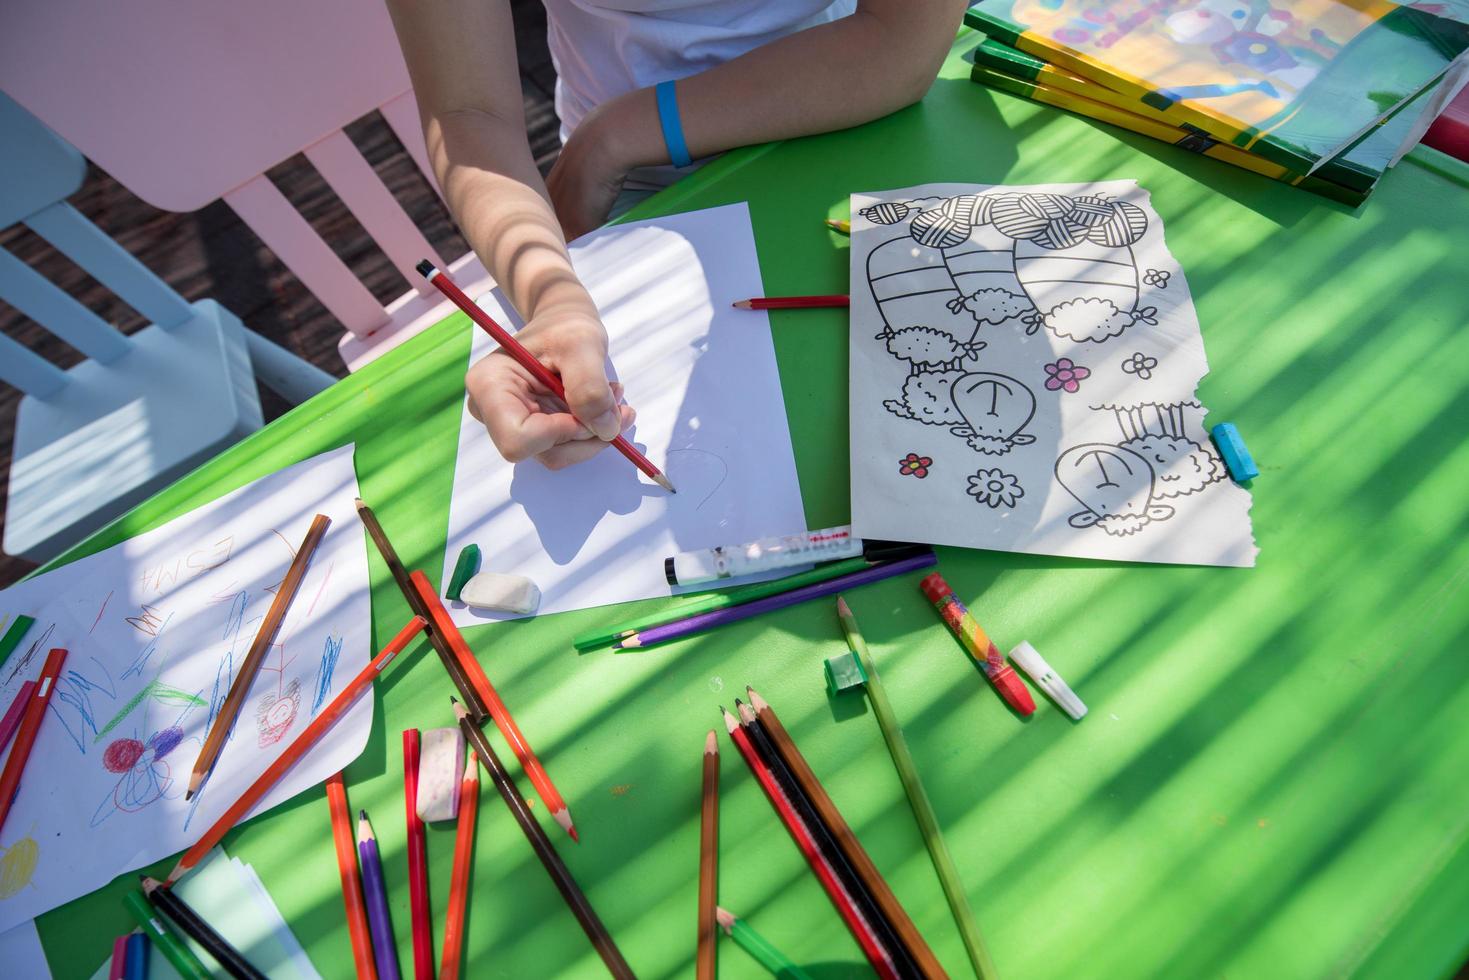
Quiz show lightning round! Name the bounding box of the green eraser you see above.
[824,651,868,696]
[446,544,482,602]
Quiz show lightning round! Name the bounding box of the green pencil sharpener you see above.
[824,651,867,696]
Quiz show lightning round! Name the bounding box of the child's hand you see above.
[465,308,636,469]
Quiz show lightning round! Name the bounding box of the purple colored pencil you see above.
[0,681,36,753]
[613,552,937,649]
[357,810,402,980]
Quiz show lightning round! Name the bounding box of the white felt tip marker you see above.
[1008,642,1087,721]
[665,525,865,586]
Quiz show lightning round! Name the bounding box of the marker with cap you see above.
[664,524,910,586]
[1008,642,1087,720]
[919,572,1035,717]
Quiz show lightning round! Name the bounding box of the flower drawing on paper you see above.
[1043,358,1091,393]
[1143,268,1171,288]
[967,468,1024,509]
[899,453,933,479]
[1121,352,1158,380]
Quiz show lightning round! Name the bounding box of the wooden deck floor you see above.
[0,0,561,587]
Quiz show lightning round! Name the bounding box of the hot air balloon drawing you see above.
[1054,443,1175,536]
[949,372,1037,456]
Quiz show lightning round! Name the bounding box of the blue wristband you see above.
[655,80,693,168]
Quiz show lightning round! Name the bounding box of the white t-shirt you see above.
[543,0,858,148]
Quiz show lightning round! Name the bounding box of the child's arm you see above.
[548,0,967,237]
[386,0,633,468]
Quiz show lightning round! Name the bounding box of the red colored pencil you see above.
[410,571,576,841]
[166,616,427,884]
[416,260,675,493]
[403,729,433,980]
[732,295,849,310]
[721,708,899,980]
[327,772,378,980]
[0,648,67,835]
[440,754,480,980]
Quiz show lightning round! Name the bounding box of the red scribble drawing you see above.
[124,605,166,637]
[90,591,114,634]
[256,679,301,746]
[92,724,187,825]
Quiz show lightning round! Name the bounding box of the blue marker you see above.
[1211,423,1258,482]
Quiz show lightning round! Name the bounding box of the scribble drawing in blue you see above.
[312,634,344,715]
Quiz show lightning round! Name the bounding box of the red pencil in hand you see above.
[417,260,675,493]
[732,295,849,310]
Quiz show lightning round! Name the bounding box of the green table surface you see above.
[33,32,1469,980]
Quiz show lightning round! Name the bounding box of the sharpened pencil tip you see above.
[715,907,736,934]
[720,706,738,733]
[747,687,768,712]
[705,730,717,754]
[183,790,195,801]
[732,299,752,309]
[653,473,676,493]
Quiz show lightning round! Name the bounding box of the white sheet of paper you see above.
[0,920,49,979]
[849,182,1256,566]
[0,446,372,933]
[442,203,807,623]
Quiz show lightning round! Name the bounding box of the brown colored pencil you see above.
[187,514,330,799]
[747,687,947,979]
[451,698,634,979]
[354,498,488,725]
[697,730,719,980]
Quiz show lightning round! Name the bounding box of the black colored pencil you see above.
[141,877,266,980]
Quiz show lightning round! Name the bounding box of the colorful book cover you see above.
[964,0,1469,176]
[967,58,1367,204]
[968,33,1439,193]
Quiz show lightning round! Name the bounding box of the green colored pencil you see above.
[0,616,35,672]
[573,558,873,651]
[124,889,211,979]
[715,907,814,980]
[836,596,999,980]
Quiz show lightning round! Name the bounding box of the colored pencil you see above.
[732,295,849,310]
[440,754,480,980]
[417,260,675,493]
[0,647,66,835]
[124,891,211,980]
[837,597,997,980]
[109,935,129,980]
[187,514,331,799]
[142,876,266,980]
[359,810,402,980]
[715,908,814,980]
[575,556,876,651]
[0,615,35,672]
[825,218,851,234]
[451,698,634,978]
[696,730,719,980]
[721,707,899,979]
[326,773,378,980]
[402,730,434,980]
[166,616,427,884]
[746,687,946,978]
[124,932,150,980]
[736,700,915,976]
[613,552,936,650]
[354,498,488,725]
[412,571,575,840]
[0,680,36,752]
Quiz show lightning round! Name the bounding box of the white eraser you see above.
[415,727,466,823]
[460,571,541,615]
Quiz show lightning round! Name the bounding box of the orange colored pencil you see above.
[732,295,849,310]
[187,514,331,799]
[327,772,378,980]
[417,261,675,493]
[410,571,576,841]
[403,730,433,980]
[166,616,427,884]
[0,647,67,836]
[440,753,480,980]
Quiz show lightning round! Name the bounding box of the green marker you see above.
[835,596,999,980]
[446,544,481,602]
[124,889,211,979]
[0,615,35,672]
[715,906,813,980]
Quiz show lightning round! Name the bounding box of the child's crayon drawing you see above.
[849,181,1256,567]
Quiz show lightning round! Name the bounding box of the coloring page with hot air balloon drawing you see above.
[849,181,1257,567]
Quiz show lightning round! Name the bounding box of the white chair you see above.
[0,93,329,563]
[0,0,492,372]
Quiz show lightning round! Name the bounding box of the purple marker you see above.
[357,809,401,980]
